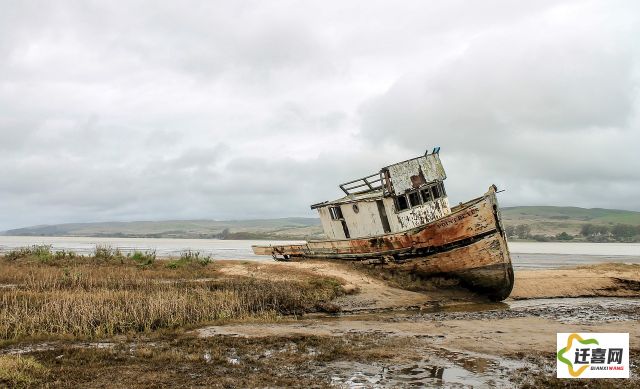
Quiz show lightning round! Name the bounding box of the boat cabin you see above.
[311,148,451,240]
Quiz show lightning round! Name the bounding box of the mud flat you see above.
[192,261,640,387]
[1,259,639,388]
[194,301,639,388]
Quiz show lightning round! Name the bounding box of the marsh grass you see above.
[166,250,212,269]
[129,250,156,266]
[0,251,345,342]
[0,355,49,388]
[4,245,55,262]
[93,244,125,262]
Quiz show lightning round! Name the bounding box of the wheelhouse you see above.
[311,148,451,240]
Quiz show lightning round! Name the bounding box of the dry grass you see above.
[0,253,345,342]
[0,355,49,388]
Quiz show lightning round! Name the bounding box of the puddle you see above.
[318,350,520,388]
[1,341,117,355]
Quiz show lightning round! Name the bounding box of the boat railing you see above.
[339,173,384,195]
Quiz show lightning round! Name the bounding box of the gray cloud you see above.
[0,0,638,230]
[360,0,640,208]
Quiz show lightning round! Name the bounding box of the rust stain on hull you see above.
[253,186,514,301]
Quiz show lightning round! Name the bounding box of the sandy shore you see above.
[216,260,640,308]
[511,263,640,299]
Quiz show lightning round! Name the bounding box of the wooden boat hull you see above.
[252,186,514,301]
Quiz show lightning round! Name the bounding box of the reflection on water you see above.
[323,351,518,388]
[0,236,639,268]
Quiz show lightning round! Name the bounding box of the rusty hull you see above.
[252,186,514,301]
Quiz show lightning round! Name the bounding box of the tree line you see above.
[504,223,640,243]
[579,223,640,242]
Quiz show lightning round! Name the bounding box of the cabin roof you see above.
[310,189,383,209]
[311,147,444,210]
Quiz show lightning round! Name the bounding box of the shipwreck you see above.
[252,148,514,301]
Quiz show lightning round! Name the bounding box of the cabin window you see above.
[420,188,433,203]
[440,182,447,196]
[329,206,343,220]
[395,195,409,211]
[431,184,441,199]
[408,191,421,207]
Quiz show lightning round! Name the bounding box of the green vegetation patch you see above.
[0,355,49,388]
[166,250,212,269]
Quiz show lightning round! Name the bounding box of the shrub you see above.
[611,224,638,241]
[514,224,531,239]
[130,250,156,266]
[166,250,212,269]
[93,245,125,262]
[53,249,79,261]
[3,245,53,262]
[555,232,573,241]
[531,234,550,242]
[580,223,609,237]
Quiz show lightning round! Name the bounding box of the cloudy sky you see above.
[1,0,638,230]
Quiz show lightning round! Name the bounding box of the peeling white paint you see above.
[394,197,451,230]
[314,152,451,240]
[317,196,451,239]
[387,154,446,194]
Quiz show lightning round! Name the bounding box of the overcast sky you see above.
[1,0,639,230]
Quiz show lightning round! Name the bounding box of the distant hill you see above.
[4,206,640,240]
[501,206,640,236]
[2,218,325,240]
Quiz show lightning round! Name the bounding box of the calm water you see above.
[0,236,303,260]
[0,236,639,269]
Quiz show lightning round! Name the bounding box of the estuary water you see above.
[0,236,639,269]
